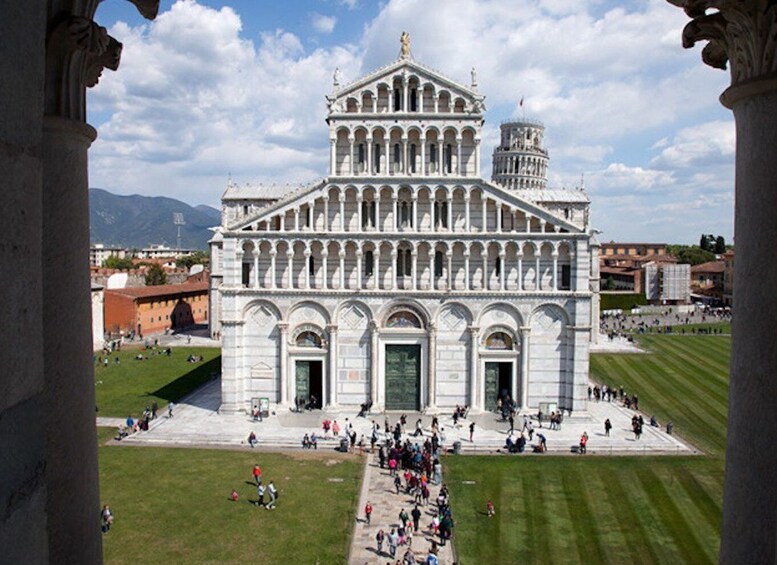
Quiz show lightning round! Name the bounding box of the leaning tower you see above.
[491,120,549,190]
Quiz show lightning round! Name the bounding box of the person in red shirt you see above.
[579,432,588,454]
[486,500,495,517]
[365,501,373,525]
[231,489,239,502]
[252,464,262,485]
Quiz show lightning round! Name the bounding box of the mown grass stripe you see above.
[561,463,608,564]
[635,466,713,564]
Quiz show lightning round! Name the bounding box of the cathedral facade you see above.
[211,45,598,415]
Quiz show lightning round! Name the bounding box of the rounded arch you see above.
[435,301,473,333]
[477,302,524,331]
[287,300,331,329]
[378,298,431,329]
[335,299,373,329]
[530,303,570,329]
[482,327,517,350]
[243,299,283,321]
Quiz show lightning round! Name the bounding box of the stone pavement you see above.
[349,453,454,565]
[114,377,693,456]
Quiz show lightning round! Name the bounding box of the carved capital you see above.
[668,0,777,102]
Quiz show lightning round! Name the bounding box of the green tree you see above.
[605,276,615,291]
[714,235,726,254]
[175,251,210,270]
[103,255,135,270]
[667,244,716,266]
[145,263,167,286]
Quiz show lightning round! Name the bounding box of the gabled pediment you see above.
[331,58,483,108]
[227,177,582,235]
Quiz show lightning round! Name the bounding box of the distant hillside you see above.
[89,188,220,250]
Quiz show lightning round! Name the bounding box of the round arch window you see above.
[295,331,322,348]
[485,331,513,350]
[385,310,422,329]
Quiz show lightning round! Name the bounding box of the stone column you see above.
[456,137,463,176]
[482,254,488,291]
[366,136,373,174]
[391,249,398,290]
[370,321,380,407]
[392,196,398,231]
[517,251,524,291]
[465,193,471,231]
[294,207,300,231]
[330,138,337,174]
[327,324,338,408]
[321,250,328,290]
[287,250,294,289]
[475,138,481,177]
[427,322,437,411]
[278,323,289,405]
[411,250,418,290]
[469,327,479,409]
[666,4,777,562]
[520,328,530,408]
[348,136,355,175]
[421,139,426,175]
[357,194,363,230]
[384,140,390,175]
[526,214,532,233]
[402,138,408,174]
[304,248,311,289]
[356,249,363,289]
[535,255,541,291]
[552,252,559,291]
[437,142,443,176]
[446,252,453,290]
[496,202,503,232]
[482,198,488,232]
[269,249,277,289]
[339,250,346,289]
[375,248,381,290]
[375,197,381,232]
[339,194,346,231]
[499,251,506,290]
[464,251,470,290]
[322,196,329,231]
[253,249,260,288]
[447,193,453,231]
[412,195,418,231]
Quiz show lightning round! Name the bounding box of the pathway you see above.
[349,452,455,565]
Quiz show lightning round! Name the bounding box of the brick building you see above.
[104,281,209,336]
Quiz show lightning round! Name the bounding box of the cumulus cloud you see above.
[311,13,337,34]
[88,0,735,242]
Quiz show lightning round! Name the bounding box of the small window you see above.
[445,144,453,173]
[242,263,251,286]
[394,143,401,166]
[308,256,315,276]
[386,311,422,329]
[561,265,571,290]
[434,251,444,278]
[495,256,501,277]
[410,89,418,111]
[365,250,374,276]
[410,144,417,173]
[394,88,401,111]
[358,143,365,165]
[429,144,437,163]
[564,208,570,219]
[296,331,322,348]
[374,144,381,173]
[243,205,249,215]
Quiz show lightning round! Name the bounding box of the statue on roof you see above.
[333,67,341,88]
[400,31,411,59]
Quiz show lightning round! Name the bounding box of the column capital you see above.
[277,322,289,333]
[326,323,338,333]
[468,325,480,335]
[428,322,437,334]
[369,320,380,333]
[668,1,777,106]
[519,326,531,334]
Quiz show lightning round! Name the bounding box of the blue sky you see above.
[89,0,735,244]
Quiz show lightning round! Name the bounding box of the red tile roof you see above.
[692,261,725,274]
[104,281,208,300]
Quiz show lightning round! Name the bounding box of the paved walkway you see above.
[349,453,454,565]
[112,378,693,455]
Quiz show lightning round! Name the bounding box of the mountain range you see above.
[89,188,221,250]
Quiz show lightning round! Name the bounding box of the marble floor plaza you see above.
[110,378,692,455]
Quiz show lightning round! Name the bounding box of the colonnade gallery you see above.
[210,42,600,415]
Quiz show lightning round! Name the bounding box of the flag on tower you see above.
[519,96,524,107]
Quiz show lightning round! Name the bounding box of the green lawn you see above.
[98,428,363,564]
[446,335,730,564]
[94,346,221,417]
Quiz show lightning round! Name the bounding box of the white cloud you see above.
[88,0,735,242]
[311,13,337,34]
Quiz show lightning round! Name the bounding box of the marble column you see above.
[456,137,462,175]
[411,251,418,290]
[270,249,277,289]
[253,249,260,288]
[464,194,471,231]
[446,252,453,290]
[356,249,363,289]
[339,195,346,231]
[357,194,363,230]
[330,138,337,174]
[665,3,777,562]
[366,137,373,174]
[520,328,530,408]
[287,251,294,289]
[304,248,311,289]
[427,322,437,411]
[327,325,338,408]
[474,138,481,176]
[464,252,470,290]
[339,250,346,289]
[412,195,418,231]
[469,327,479,409]
[499,251,506,290]
[278,323,289,405]
[517,252,523,291]
[321,250,328,290]
[370,321,380,407]
[552,252,559,291]
[348,137,355,175]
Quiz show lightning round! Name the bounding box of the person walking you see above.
[469,421,475,442]
[151,401,158,419]
[255,483,265,507]
[388,528,398,558]
[411,504,422,532]
[376,529,385,555]
[266,481,277,509]
[486,500,495,517]
[364,501,373,525]
[604,418,612,437]
[252,464,262,485]
[100,505,114,533]
[167,401,174,418]
[579,431,588,454]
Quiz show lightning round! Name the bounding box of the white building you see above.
[644,262,691,304]
[212,40,598,415]
[89,244,127,267]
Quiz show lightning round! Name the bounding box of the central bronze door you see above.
[385,344,421,410]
